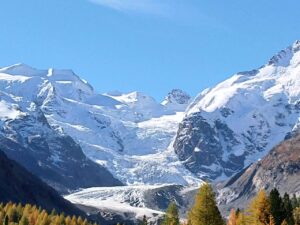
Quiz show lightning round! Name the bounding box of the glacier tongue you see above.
[0,63,200,186]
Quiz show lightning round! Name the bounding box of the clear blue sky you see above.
[1,0,300,100]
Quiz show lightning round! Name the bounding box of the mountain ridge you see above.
[0,63,199,186]
[173,40,300,180]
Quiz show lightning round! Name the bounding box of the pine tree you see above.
[3,215,8,225]
[292,195,298,209]
[187,183,224,225]
[269,188,286,225]
[283,193,295,225]
[161,202,180,225]
[246,190,271,225]
[227,209,237,225]
[140,215,148,225]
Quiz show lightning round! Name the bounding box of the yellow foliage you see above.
[0,202,98,225]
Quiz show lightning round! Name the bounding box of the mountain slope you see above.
[174,40,300,180]
[0,71,122,192]
[0,64,199,186]
[217,132,300,214]
[0,150,83,216]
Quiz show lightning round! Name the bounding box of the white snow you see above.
[0,63,200,186]
[65,186,165,220]
[183,40,300,178]
[0,100,24,120]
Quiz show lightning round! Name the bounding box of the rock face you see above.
[174,40,300,180]
[217,132,300,215]
[0,110,122,193]
[0,150,83,216]
[162,89,191,111]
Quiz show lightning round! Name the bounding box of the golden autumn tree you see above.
[246,190,271,225]
[187,183,224,225]
[236,211,247,225]
[270,215,276,225]
[227,209,237,225]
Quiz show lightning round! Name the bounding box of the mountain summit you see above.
[173,40,300,180]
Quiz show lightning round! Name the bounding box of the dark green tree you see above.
[291,194,299,209]
[3,215,8,225]
[140,215,147,225]
[283,193,295,225]
[269,188,286,225]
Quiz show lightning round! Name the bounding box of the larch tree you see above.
[246,190,271,225]
[236,211,247,225]
[227,209,237,225]
[270,215,276,225]
[293,207,300,225]
[161,202,180,225]
[187,183,224,225]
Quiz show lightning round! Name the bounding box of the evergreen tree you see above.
[283,193,294,225]
[161,202,180,225]
[140,215,148,225]
[269,188,286,225]
[292,195,299,209]
[3,215,8,225]
[187,183,224,225]
[236,209,241,217]
[246,190,271,225]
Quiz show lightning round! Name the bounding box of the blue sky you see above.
[1,0,300,100]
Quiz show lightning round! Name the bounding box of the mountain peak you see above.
[292,40,300,51]
[268,40,300,66]
[162,89,191,106]
[0,63,46,76]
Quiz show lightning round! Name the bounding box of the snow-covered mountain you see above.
[0,65,122,192]
[0,63,199,187]
[174,40,300,180]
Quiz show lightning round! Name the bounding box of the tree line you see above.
[3,184,300,225]
[0,202,97,225]
[153,183,300,225]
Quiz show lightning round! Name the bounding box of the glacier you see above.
[0,64,200,186]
